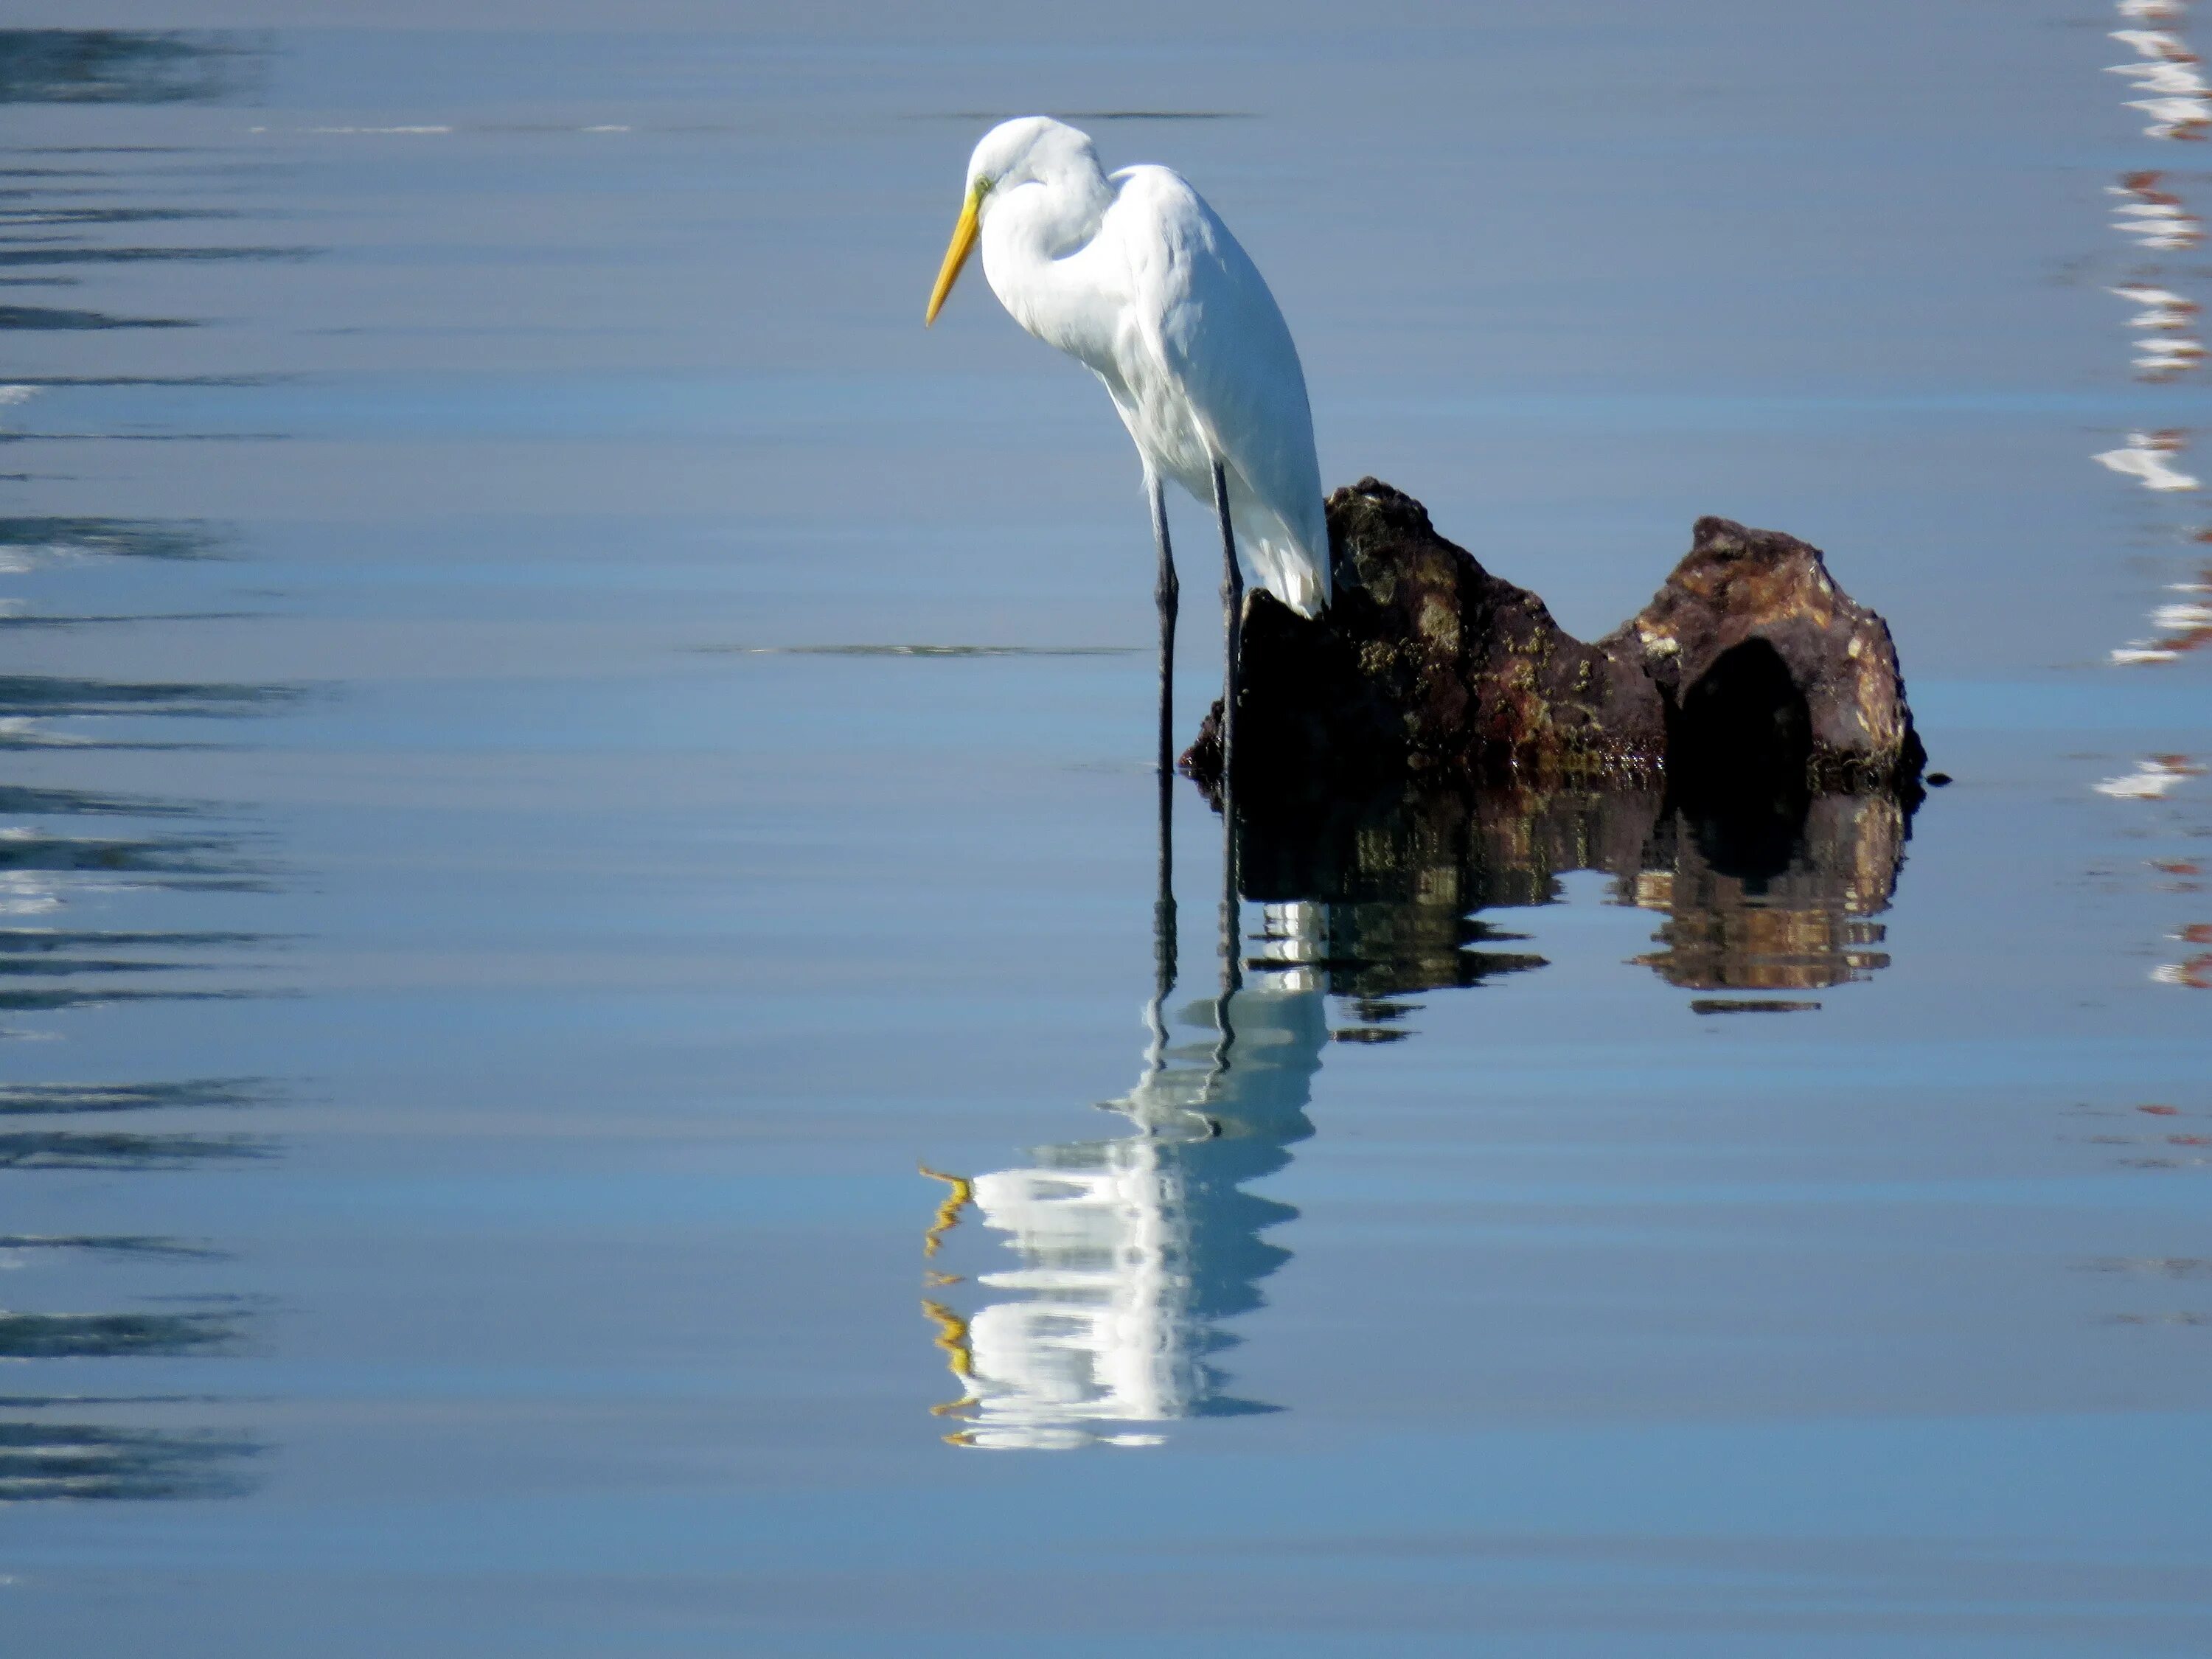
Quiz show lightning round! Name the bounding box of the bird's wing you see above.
[1107,164,1329,612]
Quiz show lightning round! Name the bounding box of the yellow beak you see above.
[924,189,981,327]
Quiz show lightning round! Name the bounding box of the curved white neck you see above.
[979,161,1116,352]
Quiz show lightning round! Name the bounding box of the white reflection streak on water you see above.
[2108,284,2205,373]
[2087,5,2212,991]
[2094,754,2205,796]
[2110,22,2212,136]
[928,903,1326,1450]
[2109,174,2201,251]
[2089,755,2210,986]
[2099,2,2212,666]
[2103,4,2208,374]
[0,872,64,917]
[2093,428,2200,489]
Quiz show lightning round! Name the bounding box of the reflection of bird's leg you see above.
[1149,471,1178,1018]
[1149,856,1177,1084]
[1211,459,1242,789]
[1141,794,1177,1108]
[1212,779,1242,1083]
[1149,799,1177,1089]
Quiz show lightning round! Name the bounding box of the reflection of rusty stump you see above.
[1627,793,1907,992]
[1235,783,1912,1009]
[1183,479,1924,798]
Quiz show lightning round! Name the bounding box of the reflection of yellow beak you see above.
[924,189,981,327]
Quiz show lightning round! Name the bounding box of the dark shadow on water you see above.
[0,1305,243,1359]
[0,303,193,330]
[0,774,271,1011]
[2,206,240,230]
[0,671,299,751]
[0,245,313,269]
[0,1076,275,1171]
[0,612,258,631]
[0,1417,258,1500]
[0,1234,225,1260]
[0,519,248,634]
[0,1080,276,1184]
[0,673,290,715]
[0,518,229,562]
[0,781,198,816]
[0,1084,276,1159]
[0,1130,272,1169]
[0,987,254,1017]
[0,928,265,973]
[0,85,308,305]
[0,75,282,1504]
[0,378,268,389]
[0,31,265,106]
[0,1079,270,1116]
[0,1081,274,1496]
[0,826,270,883]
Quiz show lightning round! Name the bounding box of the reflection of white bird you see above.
[924,116,1330,783]
[932,904,1330,1451]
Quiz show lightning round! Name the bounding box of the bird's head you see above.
[924,116,1099,326]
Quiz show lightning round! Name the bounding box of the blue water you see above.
[0,4,2207,1653]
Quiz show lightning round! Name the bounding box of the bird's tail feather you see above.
[1237,524,1330,619]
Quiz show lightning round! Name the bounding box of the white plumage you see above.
[927,116,1330,619]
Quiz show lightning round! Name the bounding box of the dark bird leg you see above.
[1209,459,1242,1073]
[1211,459,1242,791]
[1144,799,1176,1109]
[1149,472,1178,1004]
[1211,775,1242,1080]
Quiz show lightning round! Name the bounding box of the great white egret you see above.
[923,115,1331,787]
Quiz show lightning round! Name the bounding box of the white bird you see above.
[924,116,1330,786]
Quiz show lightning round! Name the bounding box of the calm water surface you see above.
[0,2,2208,1653]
